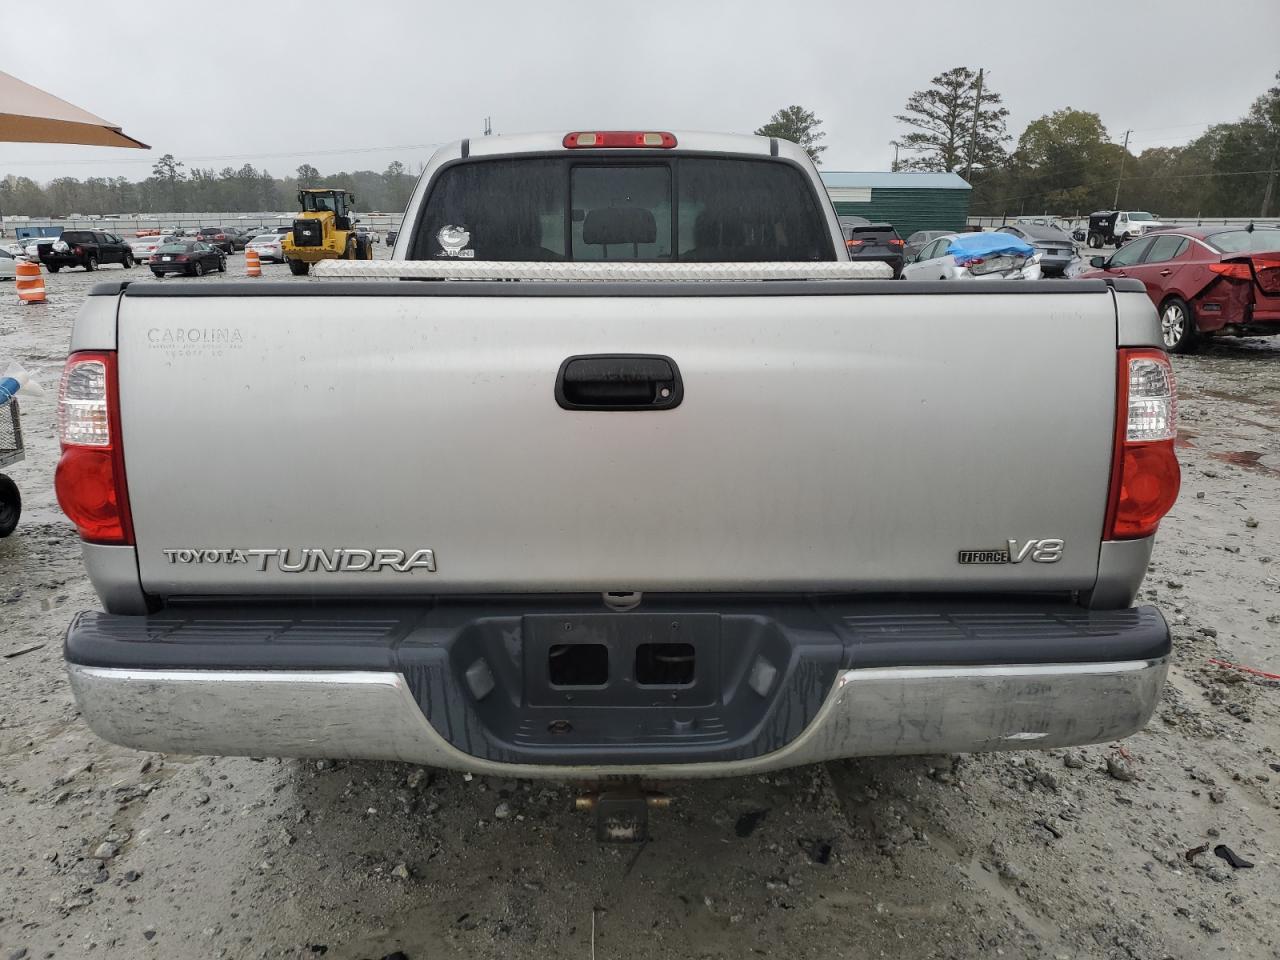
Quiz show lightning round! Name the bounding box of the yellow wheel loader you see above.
[282,188,373,276]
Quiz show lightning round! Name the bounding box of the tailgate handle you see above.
[555,354,683,411]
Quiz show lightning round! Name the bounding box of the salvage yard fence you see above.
[967,215,1280,232]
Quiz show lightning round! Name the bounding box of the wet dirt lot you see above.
[1,261,1278,960]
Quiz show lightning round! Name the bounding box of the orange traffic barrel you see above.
[15,260,46,305]
[245,248,261,278]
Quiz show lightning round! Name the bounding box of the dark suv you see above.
[35,230,133,272]
[195,227,240,253]
[844,223,906,278]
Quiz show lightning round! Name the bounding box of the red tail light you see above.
[846,239,864,248]
[1103,349,1180,540]
[887,238,905,248]
[54,352,134,544]
[563,131,677,149]
[1251,255,1280,295]
[174,255,188,262]
[73,246,83,255]
[1209,261,1251,281]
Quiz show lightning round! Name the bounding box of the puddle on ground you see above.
[1210,450,1280,477]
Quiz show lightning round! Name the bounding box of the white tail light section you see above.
[58,359,111,446]
[1125,355,1177,441]
[1104,349,1181,540]
[54,352,134,544]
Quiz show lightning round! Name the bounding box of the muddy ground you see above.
[1,260,1278,960]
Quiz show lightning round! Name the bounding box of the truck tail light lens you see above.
[1104,349,1180,540]
[563,131,677,149]
[54,352,134,545]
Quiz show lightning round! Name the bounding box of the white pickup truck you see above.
[57,131,1180,820]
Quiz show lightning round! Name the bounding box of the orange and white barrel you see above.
[15,260,46,304]
[245,248,261,277]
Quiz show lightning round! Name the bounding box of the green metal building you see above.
[821,171,972,238]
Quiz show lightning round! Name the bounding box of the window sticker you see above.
[437,224,474,258]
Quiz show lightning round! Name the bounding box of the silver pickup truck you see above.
[57,131,1180,795]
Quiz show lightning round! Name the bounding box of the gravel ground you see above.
[1,258,1278,960]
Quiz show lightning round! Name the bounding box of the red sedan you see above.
[1076,225,1280,352]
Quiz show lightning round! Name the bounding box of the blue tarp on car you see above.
[946,232,1035,264]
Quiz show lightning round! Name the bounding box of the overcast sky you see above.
[3,0,1278,184]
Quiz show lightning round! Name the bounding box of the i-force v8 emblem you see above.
[958,539,1064,565]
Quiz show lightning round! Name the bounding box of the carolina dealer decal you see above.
[164,547,437,573]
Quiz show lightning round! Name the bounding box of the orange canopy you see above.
[0,69,148,148]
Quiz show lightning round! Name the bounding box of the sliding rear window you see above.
[409,155,834,262]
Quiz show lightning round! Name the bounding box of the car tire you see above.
[0,473,21,538]
[48,265,60,273]
[287,260,310,276]
[85,255,98,272]
[1160,297,1198,354]
[152,270,163,278]
[193,261,205,277]
[123,253,133,268]
[218,257,227,273]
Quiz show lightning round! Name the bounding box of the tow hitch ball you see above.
[575,788,671,842]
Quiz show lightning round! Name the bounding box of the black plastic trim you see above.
[117,278,1120,299]
[769,137,779,157]
[65,596,1169,766]
[88,280,135,296]
[1102,277,1148,293]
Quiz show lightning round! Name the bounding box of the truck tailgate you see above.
[115,282,1118,596]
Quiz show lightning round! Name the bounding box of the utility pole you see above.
[891,140,900,171]
[483,117,492,136]
[963,68,984,182]
[1261,134,1278,218]
[1113,129,1132,209]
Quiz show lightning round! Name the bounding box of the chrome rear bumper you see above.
[67,658,1168,780]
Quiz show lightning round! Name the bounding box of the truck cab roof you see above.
[442,129,793,162]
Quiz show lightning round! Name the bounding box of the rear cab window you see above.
[409,155,834,262]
